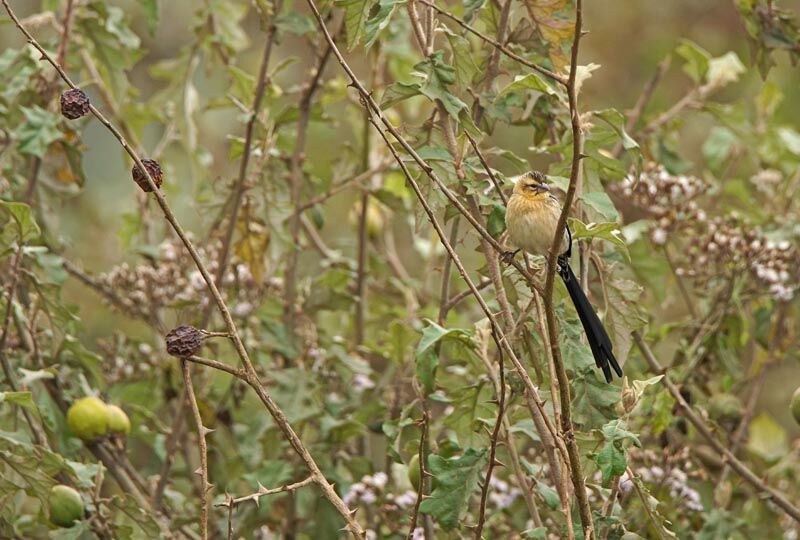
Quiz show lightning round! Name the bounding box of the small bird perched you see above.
[505,171,623,383]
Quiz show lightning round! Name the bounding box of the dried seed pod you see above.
[131,159,163,192]
[165,325,203,357]
[60,88,90,119]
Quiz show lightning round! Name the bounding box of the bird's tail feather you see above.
[557,257,623,383]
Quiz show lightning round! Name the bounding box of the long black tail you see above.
[557,256,623,383]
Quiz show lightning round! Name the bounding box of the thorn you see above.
[257,482,269,495]
[487,398,500,405]
[492,459,506,468]
[349,508,359,517]
[193,467,204,477]
[581,30,590,37]
[205,482,215,493]
[578,153,590,160]
[201,426,215,437]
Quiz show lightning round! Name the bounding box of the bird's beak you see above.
[531,183,550,193]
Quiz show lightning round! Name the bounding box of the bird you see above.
[504,170,623,383]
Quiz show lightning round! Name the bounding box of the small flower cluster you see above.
[97,337,159,384]
[616,163,708,246]
[620,465,703,512]
[622,448,704,513]
[342,472,390,507]
[617,163,798,300]
[487,475,522,510]
[98,238,264,315]
[683,215,797,300]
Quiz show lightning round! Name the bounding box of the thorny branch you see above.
[0,2,365,537]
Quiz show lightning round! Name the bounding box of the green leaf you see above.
[581,191,619,222]
[571,372,619,427]
[0,392,38,416]
[419,448,488,530]
[568,219,627,257]
[676,39,711,83]
[141,0,159,35]
[747,412,787,462]
[777,127,800,155]
[595,441,626,485]
[16,106,63,158]
[381,81,422,109]
[600,419,641,447]
[443,28,478,91]
[593,108,639,151]
[414,320,473,395]
[364,0,402,49]
[463,0,485,21]
[275,13,317,35]
[487,204,507,237]
[337,0,371,49]
[702,126,737,171]
[497,73,558,99]
[0,201,41,241]
[414,51,467,118]
[604,276,646,366]
[535,480,560,510]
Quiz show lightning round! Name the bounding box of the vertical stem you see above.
[540,1,595,537]
[182,360,210,540]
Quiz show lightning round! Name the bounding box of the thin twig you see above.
[209,12,280,322]
[634,331,800,523]
[284,36,336,334]
[416,0,566,85]
[612,56,671,159]
[215,476,314,508]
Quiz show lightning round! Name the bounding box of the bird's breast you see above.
[505,195,567,256]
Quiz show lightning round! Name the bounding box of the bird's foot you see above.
[501,249,519,265]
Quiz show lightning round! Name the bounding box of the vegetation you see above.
[0,0,799,538]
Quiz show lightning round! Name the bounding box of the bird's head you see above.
[512,171,550,199]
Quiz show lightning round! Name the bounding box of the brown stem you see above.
[437,217,460,324]
[181,361,211,540]
[208,10,280,324]
[540,1,594,537]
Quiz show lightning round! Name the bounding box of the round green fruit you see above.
[49,484,84,527]
[67,396,109,441]
[106,404,131,435]
[791,387,800,426]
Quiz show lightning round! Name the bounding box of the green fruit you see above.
[791,387,800,426]
[106,404,131,435]
[49,485,84,527]
[407,454,421,492]
[67,396,109,441]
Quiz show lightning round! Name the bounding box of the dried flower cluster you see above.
[683,215,796,300]
[616,163,708,247]
[97,336,159,385]
[621,447,704,513]
[98,238,264,316]
[618,163,798,300]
